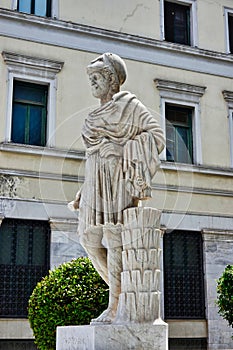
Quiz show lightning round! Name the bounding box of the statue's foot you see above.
[90,308,115,325]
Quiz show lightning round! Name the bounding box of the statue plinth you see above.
[56,208,168,350]
[56,323,168,350]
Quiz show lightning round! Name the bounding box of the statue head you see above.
[87,53,127,104]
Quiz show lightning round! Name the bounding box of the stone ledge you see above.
[56,323,168,350]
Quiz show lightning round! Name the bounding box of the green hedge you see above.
[216,264,233,329]
[28,257,109,350]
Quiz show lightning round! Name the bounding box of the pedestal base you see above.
[56,322,168,350]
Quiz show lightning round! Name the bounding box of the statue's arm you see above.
[123,101,165,200]
[68,188,82,211]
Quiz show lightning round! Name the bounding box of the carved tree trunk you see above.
[115,207,163,324]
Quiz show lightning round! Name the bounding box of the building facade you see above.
[0,1,233,349]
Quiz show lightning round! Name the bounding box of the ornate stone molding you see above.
[222,90,233,102]
[2,50,63,71]
[2,51,64,76]
[49,218,78,232]
[0,142,85,160]
[155,79,206,98]
[202,229,233,242]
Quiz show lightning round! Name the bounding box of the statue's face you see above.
[87,55,112,100]
[88,70,111,100]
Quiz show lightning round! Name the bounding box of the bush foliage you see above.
[28,257,109,350]
[216,264,233,329]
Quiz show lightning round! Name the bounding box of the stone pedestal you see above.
[56,207,168,350]
[56,322,168,350]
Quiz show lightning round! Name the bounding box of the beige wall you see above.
[1,36,232,166]
[59,0,160,40]
[0,9,233,215]
[1,0,233,54]
[0,0,11,9]
[58,0,233,54]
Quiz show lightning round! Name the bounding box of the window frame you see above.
[160,0,198,47]
[224,7,233,54]
[155,79,205,165]
[0,218,51,318]
[165,103,194,163]
[163,230,206,320]
[2,51,64,148]
[229,109,233,167]
[12,0,59,19]
[222,90,233,167]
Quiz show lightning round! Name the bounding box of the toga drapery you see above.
[78,91,165,235]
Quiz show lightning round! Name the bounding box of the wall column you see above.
[202,230,233,350]
[49,218,86,269]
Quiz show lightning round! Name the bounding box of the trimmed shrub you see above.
[216,265,233,329]
[28,257,109,350]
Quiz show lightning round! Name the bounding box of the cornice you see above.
[0,8,233,78]
[2,50,64,73]
[161,161,233,177]
[222,90,233,103]
[155,79,206,97]
[0,142,85,160]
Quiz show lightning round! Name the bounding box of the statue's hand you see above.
[68,190,81,211]
[99,142,123,158]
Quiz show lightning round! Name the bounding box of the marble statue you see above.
[69,53,165,325]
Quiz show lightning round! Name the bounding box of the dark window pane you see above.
[0,340,38,350]
[29,106,46,146]
[0,225,13,265]
[16,224,30,265]
[18,0,31,14]
[229,14,233,53]
[12,81,48,146]
[34,0,47,16]
[11,104,27,144]
[169,338,207,350]
[18,0,51,17]
[164,231,205,319]
[164,1,191,45]
[14,81,47,104]
[0,219,50,317]
[166,104,193,164]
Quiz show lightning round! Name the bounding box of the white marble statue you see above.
[69,53,165,325]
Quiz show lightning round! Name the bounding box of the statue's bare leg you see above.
[91,224,122,324]
[80,226,109,284]
[84,246,109,285]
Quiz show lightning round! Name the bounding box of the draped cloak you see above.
[78,91,165,235]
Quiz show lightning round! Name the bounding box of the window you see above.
[169,338,207,349]
[163,230,205,319]
[2,51,64,148]
[164,1,191,45]
[155,79,205,165]
[12,81,48,146]
[0,219,50,317]
[224,8,233,53]
[228,14,233,53]
[17,0,52,17]
[166,103,193,163]
[161,0,197,47]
